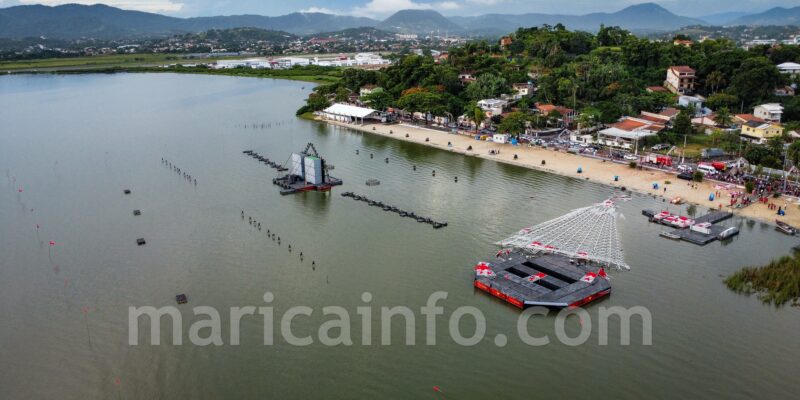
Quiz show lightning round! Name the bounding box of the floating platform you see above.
[474,251,611,308]
[175,294,188,304]
[133,209,141,216]
[123,189,131,195]
[136,238,146,246]
[645,210,735,245]
[273,175,342,195]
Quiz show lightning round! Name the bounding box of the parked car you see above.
[651,143,671,151]
[623,154,638,161]
[677,171,694,180]
[677,164,693,173]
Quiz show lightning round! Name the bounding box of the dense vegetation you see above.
[725,253,800,307]
[301,24,800,164]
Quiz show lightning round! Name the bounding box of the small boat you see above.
[659,231,681,240]
[776,220,796,235]
[717,227,740,240]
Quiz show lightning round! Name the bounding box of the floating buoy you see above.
[175,294,188,304]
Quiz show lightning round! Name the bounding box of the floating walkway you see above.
[242,150,289,172]
[340,192,447,229]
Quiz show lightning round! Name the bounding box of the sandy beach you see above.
[320,117,800,227]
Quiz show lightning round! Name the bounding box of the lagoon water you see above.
[1,73,799,399]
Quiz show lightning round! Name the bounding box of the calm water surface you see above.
[1,73,799,399]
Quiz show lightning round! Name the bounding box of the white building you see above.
[597,128,657,150]
[477,99,508,117]
[665,66,696,94]
[213,58,272,69]
[778,62,800,76]
[318,103,381,124]
[753,103,784,123]
[678,95,712,117]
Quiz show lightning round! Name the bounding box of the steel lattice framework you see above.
[497,198,629,270]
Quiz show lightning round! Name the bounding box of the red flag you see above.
[433,386,442,392]
[598,268,608,279]
[49,240,56,246]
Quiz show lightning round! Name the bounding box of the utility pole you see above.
[681,134,687,165]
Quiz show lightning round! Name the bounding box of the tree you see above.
[546,109,562,127]
[464,73,508,100]
[362,89,393,111]
[497,111,529,134]
[469,106,486,132]
[334,87,350,103]
[706,92,738,111]
[672,107,694,136]
[714,106,733,128]
[705,70,725,94]
[729,57,784,105]
[788,141,800,168]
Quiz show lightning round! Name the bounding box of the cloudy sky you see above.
[0,0,795,18]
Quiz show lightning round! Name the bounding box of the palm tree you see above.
[706,71,725,94]
[714,106,733,128]
[470,106,486,133]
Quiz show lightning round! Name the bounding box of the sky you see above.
[0,0,796,18]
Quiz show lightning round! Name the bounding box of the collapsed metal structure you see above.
[496,198,629,270]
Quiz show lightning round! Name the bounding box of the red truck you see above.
[643,154,673,167]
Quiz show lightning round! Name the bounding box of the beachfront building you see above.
[740,121,783,144]
[318,103,381,124]
[477,99,508,117]
[777,62,800,76]
[664,66,696,95]
[753,103,784,123]
[535,103,576,126]
[597,116,664,150]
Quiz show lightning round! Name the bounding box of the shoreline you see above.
[318,117,800,228]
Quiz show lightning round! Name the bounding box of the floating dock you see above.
[644,209,736,245]
[474,251,611,308]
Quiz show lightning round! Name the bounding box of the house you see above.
[459,70,477,84]
[646,86,670,94]
[535,104,576,126]
[753,103,783,123]
[640,107,679,123]
[359,84,380,97]
[777,62,800,76]
[673,39,694,47]
[740,121,783,144]
[692,115,718,134]
[678,95,712,116]
[500,36,513,49]
[477,99,508,117]
[664,66,696,95]
[775,86,796,97]
[597,116,665,149]
[512,82,534,98]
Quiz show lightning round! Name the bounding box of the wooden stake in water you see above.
[82,306,94,350]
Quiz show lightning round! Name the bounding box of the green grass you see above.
[0,54,186,70]
[725,253,800,307]
[297,112,318,121]
[2,54,343,85]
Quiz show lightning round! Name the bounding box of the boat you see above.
[776,220,796,235]
[659,231,681,240]
[717,226,740,240]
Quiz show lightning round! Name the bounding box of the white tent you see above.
[320,103,380,124]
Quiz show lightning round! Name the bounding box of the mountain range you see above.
[0,3,799,40]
